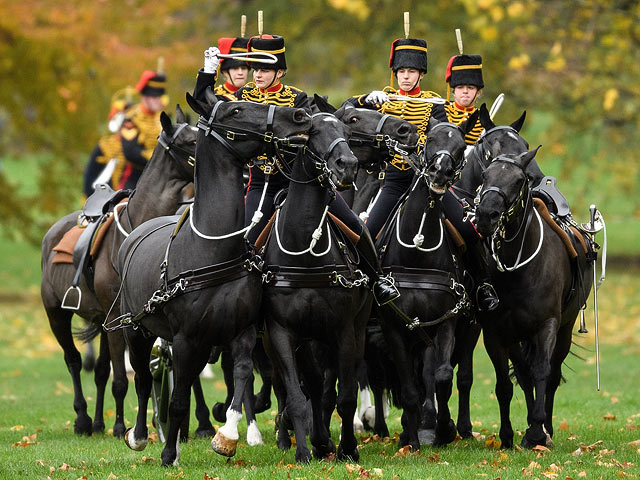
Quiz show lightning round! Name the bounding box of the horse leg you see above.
[302,345,334,460]
[420,346,436,431]
[335,329,359,462]
[91,330,111,434]
[433,322,457,447]
[370,385,390,438]
[106,329,128,437]
[212,350,234,423]
[192,376,215,438]
[544,323,573,442]
[382,326,420,452]
[160,334,208,466]
[123,328,155,452]
[44,305,93,435]
[243,372,264,446]
[83,340,96,371]
[252,340,273,414]
[211,326,256,458]
[267,320,312,463]
[521,320,558,449]
[483,332,514,448]
[455,320,481,438]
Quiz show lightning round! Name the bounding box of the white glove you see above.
[365,90,389,105]
[203,47,220,73]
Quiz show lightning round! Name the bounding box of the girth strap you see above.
[263,264,364,288]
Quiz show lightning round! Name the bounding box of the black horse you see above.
[116,94,311,466]
[473,145,595,449]
[374,115,479,451]
[40,106,196,438]
[260,110,371,463]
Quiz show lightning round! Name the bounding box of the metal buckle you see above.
[226,131,236,141]
[264,131,274,143]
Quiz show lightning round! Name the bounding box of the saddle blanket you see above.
[52,213,116,264]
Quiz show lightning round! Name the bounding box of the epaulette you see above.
[285,85,303,93]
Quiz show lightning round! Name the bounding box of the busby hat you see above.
[389,38,428,73]
[247,34,286,70]
[135,70,166,97]
[218,37,250,70]
[445,54,484,89]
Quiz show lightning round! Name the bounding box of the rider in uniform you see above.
[115,70,166,190]
[441,53,499,311]
[443,54,484,145]
[193,35,399,305]
[214,37,250,96]
[346,38,447,238]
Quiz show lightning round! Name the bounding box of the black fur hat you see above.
[389,38,428,73]
[446,54,484,89]
[247,35,286,70]
[136,70,166,97]
[218,37,250,70]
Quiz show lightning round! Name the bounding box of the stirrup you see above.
[372,275,400,306]
[476,282,499,312]
[61,286,82,311]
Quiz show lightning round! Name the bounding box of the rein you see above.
[480,154,545,272]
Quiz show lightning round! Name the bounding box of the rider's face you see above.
[396,68,424,92]
[453,85,480,108]
[253,69,283,89]
[223,66,249,88]
[141,95,164,113]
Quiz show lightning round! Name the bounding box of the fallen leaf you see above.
[485,434,501,449]
[603,413,616,421]
[558,419,569,430]
[10,425,24,431]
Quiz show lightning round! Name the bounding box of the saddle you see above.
[54,185,130,310]
[532,176,571,218]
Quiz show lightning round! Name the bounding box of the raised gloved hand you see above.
[365,90,389,105]
[203,47,220,73]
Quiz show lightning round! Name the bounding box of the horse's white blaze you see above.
[217,408,242,440]
[246,420,263,446]
[322,116,338,123]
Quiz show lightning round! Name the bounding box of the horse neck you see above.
[453,154,483,201]
[190,141,246,243]
[278,158,331,249]
[126,144,189,228]
[390,179,450,268]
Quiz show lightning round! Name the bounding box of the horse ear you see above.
[511,111,526,132]
[479,103,495,131]
[186,91,209,117]
[520,145,541,170]
[175,104,186,124]
[160,111,174,135]
[313,94,336,114]
[459,110,480,137]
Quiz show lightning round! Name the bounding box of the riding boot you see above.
[466,241,499,312]
[355,227,400,306]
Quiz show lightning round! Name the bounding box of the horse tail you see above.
[73,321,101,344]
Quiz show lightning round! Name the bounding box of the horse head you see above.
[474,146,542,238]
[333,101,418,172]
[423,111,479,195]
[157,105,197,180]
[307,112,358,190]
[186,90,312,162]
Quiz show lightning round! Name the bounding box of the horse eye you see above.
[233,108,240,115]
[350,117,358,124]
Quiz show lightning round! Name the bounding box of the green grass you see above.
[1,267,639,479]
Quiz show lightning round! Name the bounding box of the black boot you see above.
[467,242,499,312]
[355,227,400,306]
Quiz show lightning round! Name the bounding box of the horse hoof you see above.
[74,415,93,436]
[418,428,436,446]
[211,431,237,457]
[212,403,227,423]
[195,426,215,438]
[124,427,148,451]
[112,423,126,439]
[92,420,105,435]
